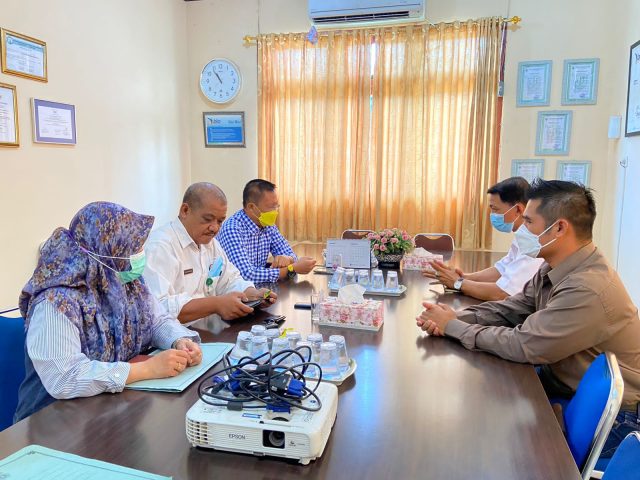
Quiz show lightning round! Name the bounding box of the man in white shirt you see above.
[144,182,277,324]
[424,177,544,300]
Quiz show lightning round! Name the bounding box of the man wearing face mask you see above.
[217,179,316,283]
[416,179,640,458]
[424,177,544,300]
[143,182,277,325]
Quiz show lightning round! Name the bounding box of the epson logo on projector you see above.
[229,433,246,440]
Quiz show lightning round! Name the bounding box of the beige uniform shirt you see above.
[445,243,640,410]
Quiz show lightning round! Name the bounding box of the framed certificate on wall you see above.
[1,29,47,82]
[557,161,591,186]
[32,99,77,145]
[511,159,545,184]
[535,111,572,156]
[562,59,599,105]
[517,60,552,107]
[0,83,19,147]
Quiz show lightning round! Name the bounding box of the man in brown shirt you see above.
[417,179,640,458]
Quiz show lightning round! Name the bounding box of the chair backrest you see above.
[341,229,373,240]
[602,432,640,480]
[0,314,26,431]
[413,233,455,252]
[564,352,624,480]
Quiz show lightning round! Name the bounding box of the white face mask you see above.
[515,221,558,258]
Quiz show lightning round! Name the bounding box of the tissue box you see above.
[402,253,444,271]
[318,297,384,331]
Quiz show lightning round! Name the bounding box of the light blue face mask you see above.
[490,204,519,233]
[82,248,146,283]
[515,221,558,258]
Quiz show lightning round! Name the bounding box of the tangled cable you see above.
[197,345,323,413]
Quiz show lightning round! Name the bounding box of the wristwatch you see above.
[287,264,297,279]
[453,277,464,291]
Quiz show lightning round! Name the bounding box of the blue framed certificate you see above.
[557,161,591,186]
[562,58,599,105]
[32,98,77,145]
[517,60,552,107]
[1,28,47,82]
[535,111,572,156]
[203,111,245,147]
[511,159,545,184]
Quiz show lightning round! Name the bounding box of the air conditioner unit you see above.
[308,0,425,26]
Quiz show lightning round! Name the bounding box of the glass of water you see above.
[329,335,350,373]
[319,342,340,379]
[385,271,399,291]
[371,269,384,290]
[250,336,269,363]
[357,269,370,287]
[330,266,346,288]
[310,292,321,323]
[345,269,356,285]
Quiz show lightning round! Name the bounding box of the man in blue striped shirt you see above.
[217,179,316,283]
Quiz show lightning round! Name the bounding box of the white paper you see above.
[567,63,594,101]
[521,64,548,102]
[37,105,73,140]
[0,86,17,143]
[540,115,567,151]
[5,33,45,78]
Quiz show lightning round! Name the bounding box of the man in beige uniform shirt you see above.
[417,179,640,458]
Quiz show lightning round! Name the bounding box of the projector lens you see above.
[266,430,285,448]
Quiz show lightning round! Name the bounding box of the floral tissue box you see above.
[318,297,384,329]
[402,253,444,271]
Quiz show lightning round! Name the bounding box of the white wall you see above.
[615,0,640,307]
[0,0,191,310]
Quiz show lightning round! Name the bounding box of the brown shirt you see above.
[446,243,640,410]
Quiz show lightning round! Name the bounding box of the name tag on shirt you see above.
[184,268,194,275]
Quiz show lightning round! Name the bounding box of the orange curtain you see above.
[258,18,504,249]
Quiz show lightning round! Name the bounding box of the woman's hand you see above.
[127,349,190,383]
[174,338,203,366]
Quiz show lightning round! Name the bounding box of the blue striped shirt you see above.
[26,298,199,399]
[217,209,297,283]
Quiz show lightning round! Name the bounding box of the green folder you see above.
[125,342,233,392]
[0,444,170,479]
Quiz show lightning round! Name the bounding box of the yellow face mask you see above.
[257,208,278,227]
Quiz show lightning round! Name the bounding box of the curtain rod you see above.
[243,15,520,46]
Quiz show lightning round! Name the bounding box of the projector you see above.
[186,382,338,465]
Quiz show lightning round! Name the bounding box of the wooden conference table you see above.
[0,245,581,480]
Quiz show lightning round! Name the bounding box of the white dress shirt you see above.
[143,219,254,321]
[27,298,199,399]
[494,238,545,296]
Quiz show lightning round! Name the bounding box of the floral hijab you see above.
[19,202,156,362]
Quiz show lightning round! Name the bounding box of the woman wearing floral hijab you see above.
[14,202,202,421]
